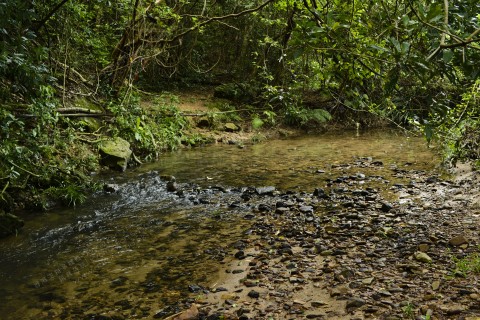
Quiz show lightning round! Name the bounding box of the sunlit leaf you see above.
[252,117,264,129]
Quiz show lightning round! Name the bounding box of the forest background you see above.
[0,0,479,224]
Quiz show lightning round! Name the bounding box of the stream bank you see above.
[2,131,479,320]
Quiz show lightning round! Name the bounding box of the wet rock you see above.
[37,291,66,303]
[276,200,295,208]
[299,205,314,213]
[243,280,257,287]
[87,311,125,320]
[258,204,271,212]
[160,175,176,182]
[104,183,120,193]
[426,176,438,183]
[114,299,132,310]
[142,281,160,292]
[380,201,393,212]
[255,186,276,195]
[247,290,260,299]
[243,213,255,220]
[313,188,329,199]
[275,207,289,214]
[98,137,132,171]
[110,276,128,288]
[188,284,203,293]
[167,181,178,192]
[234,251,246,259]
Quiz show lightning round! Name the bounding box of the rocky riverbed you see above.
[163,159,480,320]
[2,152,479,320]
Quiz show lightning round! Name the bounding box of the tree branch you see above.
[32,0,71,32]
[408,1,463,43]
[132,0,276,63]
[440,0,448,46]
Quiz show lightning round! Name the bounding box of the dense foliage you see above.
[0,0,479,215]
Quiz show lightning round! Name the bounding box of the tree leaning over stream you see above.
[0,0,479,213]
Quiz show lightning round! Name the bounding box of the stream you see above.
[0,129,442,319]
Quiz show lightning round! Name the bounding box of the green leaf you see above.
[443,49,454,63]
[385,68,399,93]
[390,38,401,53]
[252,117,264,129]
[370,45,388,52]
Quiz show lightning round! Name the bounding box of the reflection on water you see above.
[138,129,440,190]
[0,130,441,319]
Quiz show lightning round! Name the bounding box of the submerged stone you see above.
[98,137,132,171]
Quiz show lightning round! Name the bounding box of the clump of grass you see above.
[451,250,480,277]
[402,302,415,319]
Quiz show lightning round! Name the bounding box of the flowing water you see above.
[0,130,442,319]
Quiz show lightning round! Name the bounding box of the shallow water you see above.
[137,129,441,190]
[0,130,441,319]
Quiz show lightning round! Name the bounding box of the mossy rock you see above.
[77,117,102,132]
[0,213,24,238]
[224,122,240,132]
[72,98,105,113]
[98,137,132,172]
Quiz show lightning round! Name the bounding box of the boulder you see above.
[0,213,24,238]
[99,137,132,171]
[78,117,101,132]
[224,122,240,132]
